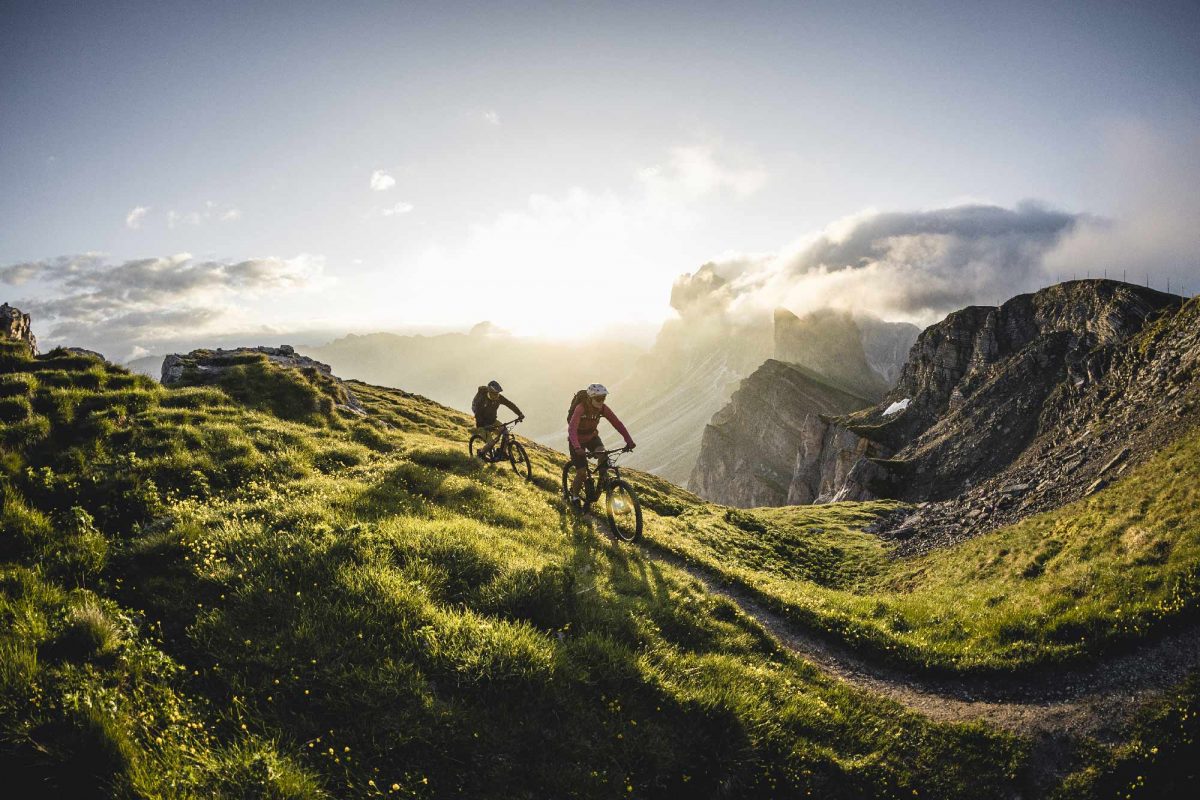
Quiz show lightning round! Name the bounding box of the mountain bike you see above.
[561,447,643,542]
[469,418,532,480]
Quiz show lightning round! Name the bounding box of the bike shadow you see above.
[555,504,672,606]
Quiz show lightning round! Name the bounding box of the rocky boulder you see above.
[1,303,37,354]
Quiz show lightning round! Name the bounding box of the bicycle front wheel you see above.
[508,440,532,480]
[605,479,643,542]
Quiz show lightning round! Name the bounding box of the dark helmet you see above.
[487,380,503,392]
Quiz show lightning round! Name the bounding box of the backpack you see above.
[566,389,589,423]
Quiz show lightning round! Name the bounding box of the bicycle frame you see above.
[583,448,629,485]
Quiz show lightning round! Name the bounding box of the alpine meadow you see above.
[3,2,1200,798]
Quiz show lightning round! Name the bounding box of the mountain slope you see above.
[835,281,1196,549]
[2,319,1197,795]
[0,332,1031,799]
[304,327,643,445]
[772,308,893,400]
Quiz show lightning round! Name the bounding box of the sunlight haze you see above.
[2,0,1198,355]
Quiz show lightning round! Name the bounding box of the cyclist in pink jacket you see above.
[567,383,635,503]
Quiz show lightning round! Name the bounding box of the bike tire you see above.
[561,461,580,500]
[509,440,532,480]
[468,435,485,459]
[605,479,643,542]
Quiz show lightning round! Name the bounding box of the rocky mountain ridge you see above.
[875,286,1198,553]
[832,281,1183,500]
[688,309,913,506]
[688,360,876,506]
[690,280,1197,547]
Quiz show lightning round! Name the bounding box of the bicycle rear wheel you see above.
[508,440,532,480]
[605,479,643,542]
[468,435,485,459]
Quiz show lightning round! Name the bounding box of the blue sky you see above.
[2,1,1197,355]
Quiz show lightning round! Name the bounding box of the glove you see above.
[517,415,525,422]
[624,442,636,452]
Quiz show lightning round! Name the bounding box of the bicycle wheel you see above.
[508,440,532,480]
[561,461,581,499]
[468,435,485,459]
[605,479,643,542]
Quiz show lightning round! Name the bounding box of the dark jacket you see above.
[472,386,522,425]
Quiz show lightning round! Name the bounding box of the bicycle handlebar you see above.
[585,447,633,458]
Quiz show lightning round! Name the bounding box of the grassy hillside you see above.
[641,298,1200,676]
[643,422,1200,674]
[1,340,1032,798]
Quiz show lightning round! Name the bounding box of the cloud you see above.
[640,145,766,201]
[671,203,1082,324]
[1,252,326,351]
[125,206,149,229]
[481,110,501,126]
[156,202,240,229]
[381,202,414,217]
[370,169,396,191]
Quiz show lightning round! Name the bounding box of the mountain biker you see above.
[472,380,524,460]
[567,383,635,504]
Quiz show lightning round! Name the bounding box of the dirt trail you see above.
[644,545,1200,738]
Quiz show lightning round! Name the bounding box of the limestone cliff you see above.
[688,360,875,507]
[837,280,1183,501]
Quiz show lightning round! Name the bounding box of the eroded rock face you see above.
[838,280,1183,501]
[689,360,874,507]
[1,303,37,354]
[880,290,1199,555]
[689,308,914,507]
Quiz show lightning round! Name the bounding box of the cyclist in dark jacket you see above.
[472,380,524,459]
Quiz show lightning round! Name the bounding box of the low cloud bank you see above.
[672,203,1084,326]
[0,252,325,358]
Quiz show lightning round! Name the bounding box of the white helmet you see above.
[586,383,608,397]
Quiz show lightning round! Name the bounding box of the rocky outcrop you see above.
[689,360,874,507]
[162,345,368,416]
[689,307,914,506]
[1,303,37,354]
[881,290,1199,554]
[62,347,106,362]
[838,280,1183,500]
[787,422,890,504]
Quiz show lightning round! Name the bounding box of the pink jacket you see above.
[569,402,633,451]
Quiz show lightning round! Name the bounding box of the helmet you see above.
[487,380,503,392]
[586,383,608,397]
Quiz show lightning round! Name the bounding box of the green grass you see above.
[2,337,1197,796]
[642,426,1200,674]
[0,345,1036,798]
